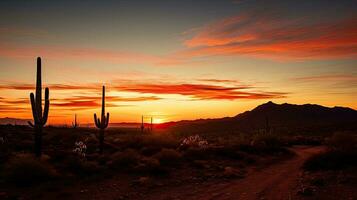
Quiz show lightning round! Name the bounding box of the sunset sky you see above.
[0,0,356,124]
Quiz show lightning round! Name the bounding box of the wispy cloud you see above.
[115,82,286,100]
[196,78,241,84]
[291,74,357,89]
[292,74,357,82]
[180,10,357,60]
[0,91,162,111]
[0,79,287,102]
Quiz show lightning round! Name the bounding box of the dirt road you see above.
[144,146,325,200]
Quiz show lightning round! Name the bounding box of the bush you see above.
[304,133,357,171]
[250,133,285,152]
[65,156,102,176]
[135,157,167,175]
[3,154,57,186]
[327,132,357,152]
[110,149,141,170]
[154,148,182,166]
[303,150,357,171]
[213,146,243,160]
[184,147,211,161]
[119,134,179,150]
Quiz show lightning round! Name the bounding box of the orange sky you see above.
[0,1,356,124]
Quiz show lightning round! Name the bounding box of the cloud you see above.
[292,74,357,82]
[115,82,286,100]
[181,10,357,60]
[0,83,99,91]
[0,80,286,103]
[196,78,241,84]
[292,74,357,88]
[0,105,27,112]
[0,92,161,111]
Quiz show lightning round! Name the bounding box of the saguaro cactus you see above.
[72,114,79,128]
[141,115,144,133]
[94,86,109,154]
[28,57,50,157]
[150,117,153,132]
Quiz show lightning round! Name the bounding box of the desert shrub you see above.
[183,147,211,161]
[3,154,57,186]
[213,146,243,160]
[72,141,87,158]
[119,134,179,150]
[154,148,182,166]
[304,133,357,171]
[327,132,357,152]
[65,155,102,176]
[180,135,209,149]
[140,146,162,156]
[285,135,322,146]
[109,149,141,170]
[216,134,251,148]
[135,157,167,175]
[250,133,285,152]
[303,150,357,171]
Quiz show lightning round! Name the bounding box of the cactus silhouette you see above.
[141,115,144,133]
[94,86,109,154]
[151,116,153,132]
[72,114,79,128]
[28,57,50,157]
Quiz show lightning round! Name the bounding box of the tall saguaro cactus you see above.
[94,86,109,154]
[72,114,79,128]
[28,57,50,157]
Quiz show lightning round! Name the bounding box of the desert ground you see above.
[1,122,356,200]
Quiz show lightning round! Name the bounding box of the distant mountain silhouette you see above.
[0,117,31,125]
[163,102,357,135]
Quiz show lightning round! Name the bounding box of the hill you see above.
[163,102,357,135]
[0,117,30,125]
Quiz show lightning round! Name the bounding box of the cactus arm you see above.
[28,121,34,127]
[97,118,101,128]
[105,112,109,128]
[30,93,40,125]
[94,113,99,127]
[42,87,49,125]
[36,57,42,121]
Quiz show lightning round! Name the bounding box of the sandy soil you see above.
[72,146,324,200]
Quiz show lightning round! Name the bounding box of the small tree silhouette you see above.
[28,57,50,157]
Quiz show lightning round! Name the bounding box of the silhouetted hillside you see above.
[0,117,30,125]
[165,102,357,135]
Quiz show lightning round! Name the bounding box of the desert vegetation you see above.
[0,123,304,199]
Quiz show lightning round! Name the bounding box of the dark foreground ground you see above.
[0,125,356,199]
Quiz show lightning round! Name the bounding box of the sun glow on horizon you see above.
[152,117,165,124]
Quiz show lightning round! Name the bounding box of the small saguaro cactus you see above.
[28,57,50,157]
[141,115,144,133]
[72,114,79,128]
[150,117,153,132]
[94,86,109,154]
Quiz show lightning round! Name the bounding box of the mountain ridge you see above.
[161,101,357,135]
